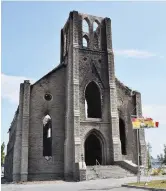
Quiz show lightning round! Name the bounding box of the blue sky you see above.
[1,2,166,158]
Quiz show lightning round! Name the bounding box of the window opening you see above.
[43,115,52,157]
[85,81,101,118]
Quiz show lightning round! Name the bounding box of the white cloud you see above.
[114,49,157,58]
[1,73,35,104]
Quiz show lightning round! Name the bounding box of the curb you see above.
[122,184,166,191]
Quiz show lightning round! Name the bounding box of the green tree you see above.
[157,153,164,163]
[1,142,5,166]
[157,153,164,168]
[157,144,166,165]
[163,144,166,164]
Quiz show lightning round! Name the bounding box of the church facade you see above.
[4,11,147,182]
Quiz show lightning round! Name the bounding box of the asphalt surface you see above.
[1,176,166,191]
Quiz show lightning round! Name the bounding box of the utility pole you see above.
[137,128,140,183]
[144,142,152,186]
[147,143,152,171]
[131,113,141,184]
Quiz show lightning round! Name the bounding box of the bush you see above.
[162,170,166,175]
[151,168,162,176]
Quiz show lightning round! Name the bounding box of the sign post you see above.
[137,128,140,183]
[131,115,159,183]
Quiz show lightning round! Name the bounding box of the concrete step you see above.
[86,165,135,180]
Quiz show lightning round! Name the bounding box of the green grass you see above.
[128,180,166,189]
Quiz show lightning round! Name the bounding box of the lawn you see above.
[128,180,166,189]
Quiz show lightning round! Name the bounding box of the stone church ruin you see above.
[4,11,146,182]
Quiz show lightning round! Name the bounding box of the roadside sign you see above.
[131,117,159,129]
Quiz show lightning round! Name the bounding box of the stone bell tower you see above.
[62,11,122,180]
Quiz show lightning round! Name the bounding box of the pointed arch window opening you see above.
[43,115,52,157]
[85,81,102,119]
[93,21,99,32]
[85,133,102,165]
[82,19,89,33]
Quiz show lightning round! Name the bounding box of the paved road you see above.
[1,176,166,191]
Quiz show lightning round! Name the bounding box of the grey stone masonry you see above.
[105,18,122,162]
[72,11,81,180]
[21,80,31,181]
[135,92,147,167]
[4,10,147,182]
[86,165,135,180]
[13,83,24,182]
[64,14,75,180]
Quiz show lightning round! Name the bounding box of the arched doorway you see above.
[85,133,102,165]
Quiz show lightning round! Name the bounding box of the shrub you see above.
[151,168,161,176]
[162,171,166,175]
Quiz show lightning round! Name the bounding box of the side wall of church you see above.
[4,111,18,181]
[4,149,14,181]
[116,80,138,164]
[28,67,66,181]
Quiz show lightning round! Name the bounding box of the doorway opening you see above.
[85,133,102,165]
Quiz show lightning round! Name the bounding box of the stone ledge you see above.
[122,184,166,191]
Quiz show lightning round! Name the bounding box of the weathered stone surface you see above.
[5,11,146,182]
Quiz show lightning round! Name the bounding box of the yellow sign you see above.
[132,118,159,129]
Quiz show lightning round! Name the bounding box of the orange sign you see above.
[132,117,159,129]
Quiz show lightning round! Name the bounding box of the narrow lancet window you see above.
[119,118,127,155]
[43,115,52,157]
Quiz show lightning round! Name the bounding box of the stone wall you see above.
[80,122,112,165]
[4,109,18,181]
[116,79,138,163]
[77,12,122,164]
[4,149,14,181]
[78,50,112,164]
[4,11,147,182]
[28,67,66,181]
[4,108,19,181]
[116,79,147,166]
